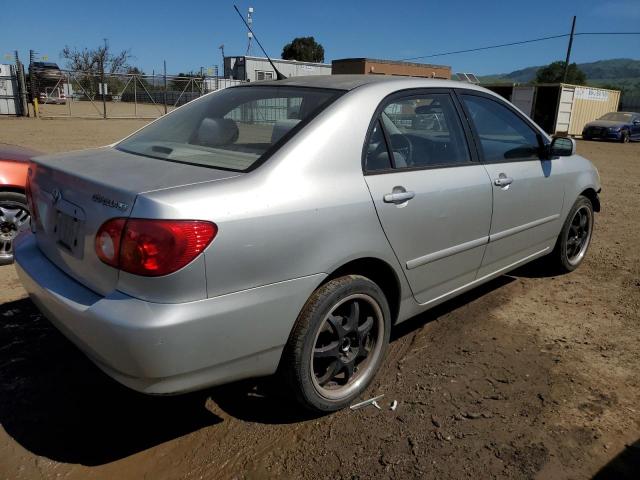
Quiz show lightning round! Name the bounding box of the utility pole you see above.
[563,16,577,83]
[219,44,225,76]
[15,51,28,116]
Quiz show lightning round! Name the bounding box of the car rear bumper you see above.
[15,233,324,394]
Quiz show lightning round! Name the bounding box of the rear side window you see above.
[117,86,343,172]
[366,92,471,171]
[365,120,392,171]
[461,95,541,162]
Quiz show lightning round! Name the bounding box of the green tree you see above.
[535,61,587,85]
[281,37,325,63]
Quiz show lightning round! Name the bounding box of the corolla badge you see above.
[92,193,129,211]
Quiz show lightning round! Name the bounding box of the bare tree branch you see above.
[61,40,131,75]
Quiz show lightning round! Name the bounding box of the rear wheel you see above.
[547,195,594,273]
[281,275,390,412]
[0,192,30,266]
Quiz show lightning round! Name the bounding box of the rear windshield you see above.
[117,86,343,172]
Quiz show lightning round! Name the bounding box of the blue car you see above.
[582,112,640,143]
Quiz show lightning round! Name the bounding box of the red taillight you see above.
[95,219,217,276]
[95,218,126,267]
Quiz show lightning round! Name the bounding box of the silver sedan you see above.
[16,75,600,411]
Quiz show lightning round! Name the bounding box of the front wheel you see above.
[621,130,630,143]
[548,195,594,273]
[0,192,31,266]
[281,275,391,412]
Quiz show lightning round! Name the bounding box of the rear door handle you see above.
[383,189,415,204]
[494,174,513,187]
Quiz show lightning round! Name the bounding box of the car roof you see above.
[239,74,489,93]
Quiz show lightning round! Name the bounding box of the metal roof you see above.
[331,58,450,69]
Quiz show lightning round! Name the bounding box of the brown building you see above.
[331,58,451,79]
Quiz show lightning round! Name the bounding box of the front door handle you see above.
[494,174,513,188]
[383,187,415,204]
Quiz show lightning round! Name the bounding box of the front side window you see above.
[375,93,471,169]
[461,95,541,162]
[118,86,342,172]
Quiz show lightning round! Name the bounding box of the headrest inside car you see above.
[415,106,444,115]
[271,119,301,144]
[195,118,239,147]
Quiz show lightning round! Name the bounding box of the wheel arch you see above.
[321,256,402,325]
[580,187,600,212]
[0,185,26,195]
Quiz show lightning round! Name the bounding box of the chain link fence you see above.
[36,71,244,119]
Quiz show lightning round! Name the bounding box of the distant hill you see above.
[480,58,640,84]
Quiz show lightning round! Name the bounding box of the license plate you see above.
[55,211,82,253]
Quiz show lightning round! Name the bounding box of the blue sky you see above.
[3,0,639,75]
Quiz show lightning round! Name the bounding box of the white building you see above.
[224,56,331,82]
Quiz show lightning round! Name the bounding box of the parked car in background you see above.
[0,144,39,265]
[582,111,640,143]
[39,86,67,105]
[16,76,601,412]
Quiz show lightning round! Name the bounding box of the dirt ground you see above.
[0,117,638,480]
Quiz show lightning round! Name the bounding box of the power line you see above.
[399,31,640,62]
[575,32,640,35]
[399,34,570,61]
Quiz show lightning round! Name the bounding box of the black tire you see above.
[547,195,594,273]
[281,275,391,412]
[621,130,630,143]
[0,192,30,266]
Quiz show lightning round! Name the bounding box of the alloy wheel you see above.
[566,205,592,266]
[310,293,384,400]
[0,202,30,261]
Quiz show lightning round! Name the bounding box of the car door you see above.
[458,91,565,278]
[364,90,493,305]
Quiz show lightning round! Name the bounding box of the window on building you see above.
[255,70,275,81]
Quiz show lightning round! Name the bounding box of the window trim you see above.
[362,88,479,176]
[454,89,550,165]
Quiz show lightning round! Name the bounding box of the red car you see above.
[0,144,40,265]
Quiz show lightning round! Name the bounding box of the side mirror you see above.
[633,119,640,125]
[550,136,576,157]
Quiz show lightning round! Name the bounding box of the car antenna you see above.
[233,5,287,80]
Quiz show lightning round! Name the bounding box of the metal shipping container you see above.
[483,83,621,137]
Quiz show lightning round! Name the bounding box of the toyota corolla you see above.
[16,76,600,411]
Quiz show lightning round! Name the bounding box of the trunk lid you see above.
[29,146,241,296]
